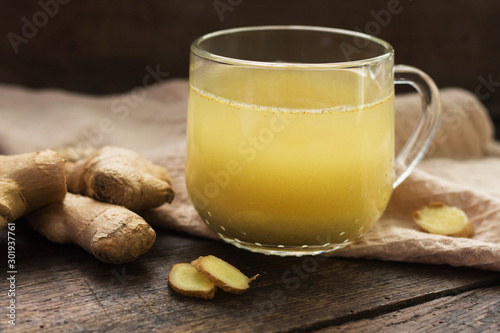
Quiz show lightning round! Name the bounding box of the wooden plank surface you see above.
[320,287,500,332]
[1,221,499,332]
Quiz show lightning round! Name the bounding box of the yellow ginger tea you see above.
[186,69,394,249]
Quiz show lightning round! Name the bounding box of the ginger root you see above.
[27,193,156,264]
[413,202,475,238]
[168,263,216,299]
[60,146,175,211]
[192,255,259,294]
[0,150,66,229]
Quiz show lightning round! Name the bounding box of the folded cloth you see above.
[1,80,499,270]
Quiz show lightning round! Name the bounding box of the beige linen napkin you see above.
[1,80,499,270]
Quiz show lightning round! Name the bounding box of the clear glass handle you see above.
[393,65,442,188]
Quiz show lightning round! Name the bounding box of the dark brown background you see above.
[1,0,499,136]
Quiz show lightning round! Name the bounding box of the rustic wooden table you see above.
[2,221,500,332]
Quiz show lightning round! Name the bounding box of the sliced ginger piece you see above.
[191,255,259,294]
[413,202,474,238]
[168,263,216,299]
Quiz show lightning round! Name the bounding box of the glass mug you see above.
[186,26,441,256]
